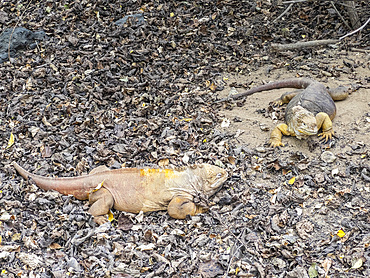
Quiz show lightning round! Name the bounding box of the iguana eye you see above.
[216,173,222,179]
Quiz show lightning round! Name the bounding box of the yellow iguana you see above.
[227,78,349,147]
[13,162,228,224]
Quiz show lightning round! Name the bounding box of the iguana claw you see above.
[318,130,334,142]
[272,99,283,106]
[269,139,284,148]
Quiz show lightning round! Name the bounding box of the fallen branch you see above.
[271,39,339,51]
[350,48,369,53]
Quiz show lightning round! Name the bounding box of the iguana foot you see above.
[318,130,334,142]
[269,139,284,148]
[94,215,109,225]
[88,188,114,225]
[272,99,283,106]
[168,196,197,219]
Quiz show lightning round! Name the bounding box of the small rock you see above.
[66,257,82,272]
[259,123,269,131]
[321,151,336,163]
[255,147,267,153]
[221,118,230,128]
[115,14,145,26]
[272,257,286,269]
[0,27,47,63]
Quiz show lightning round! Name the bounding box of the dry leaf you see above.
[322,258,332,274]
[227,156,235,165]
[158,158,169,166]
[49,243,62,249]
[209,82,217,91]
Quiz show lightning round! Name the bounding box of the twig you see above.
[271,39,339,51]
[225,232,244,277]
[273,3,294,23]
[339,16,370,40]
[350,48,369,53]
[330,1,351,30]
[282,0,309,3]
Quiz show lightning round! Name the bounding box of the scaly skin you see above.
[13,162,228,224]
[228,78,349,147]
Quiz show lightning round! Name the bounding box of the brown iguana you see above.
[12,162,228,224]
[226,78,349,147]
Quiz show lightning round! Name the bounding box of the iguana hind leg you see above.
[273,90,302,105]
[316,112,334,141]
[89,188,114,225]
[270,123,292,147]
[167,196,207,219]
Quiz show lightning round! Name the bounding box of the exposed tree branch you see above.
[271,39,339,51]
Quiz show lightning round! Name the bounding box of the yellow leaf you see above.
[288,176,296,185]
[235,267,240,275]
[108,210,114,222]
[11,233,21,241]
[203,139,207,143]
[170,12,175,17]
[337,229,345,238]
[6,133,14,149]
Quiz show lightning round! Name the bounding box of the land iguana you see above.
[12,162,228,224]
[225,78,349,147]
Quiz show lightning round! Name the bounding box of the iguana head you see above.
[191,164,228,196]
[289,105,318,139]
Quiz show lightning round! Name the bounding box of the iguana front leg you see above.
[89,188,114,225]
[167,196,207,219]
[270,123,293,147]
[316,112,334,141]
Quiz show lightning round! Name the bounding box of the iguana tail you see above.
[227,78,315,100]
[12,162,95,200]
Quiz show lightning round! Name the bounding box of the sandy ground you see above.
[217,51,369,158]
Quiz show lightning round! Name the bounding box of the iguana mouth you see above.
[297,128,317,135]
[295,127,318,139]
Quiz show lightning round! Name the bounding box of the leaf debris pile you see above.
[1,1,369,277]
